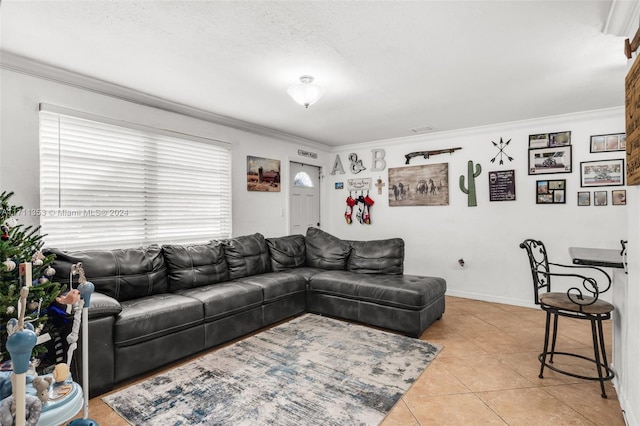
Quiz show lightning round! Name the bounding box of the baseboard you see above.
[445,289,537,310]
[613,383,637,426]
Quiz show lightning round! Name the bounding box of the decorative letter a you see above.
[331,154,345,175]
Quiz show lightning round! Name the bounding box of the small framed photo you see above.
[549,131,571,147]
[529,146,572,175]
[594,191,608,206]
[580,159,625,187]
[612,189,627,205]
[590,133,626,153]
[577,191,590,206]
[536,179,566,204]
[529,134,549,148]
[335,182,344,190]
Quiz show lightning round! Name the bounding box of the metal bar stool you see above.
[519,239,614,398]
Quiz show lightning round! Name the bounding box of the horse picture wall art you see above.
[388,163,449,206]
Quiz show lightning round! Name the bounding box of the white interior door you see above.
[289,162,320,235]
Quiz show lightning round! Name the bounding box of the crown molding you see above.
[332,106,625,152]
[0,50,329,151]
[604,0,640,37]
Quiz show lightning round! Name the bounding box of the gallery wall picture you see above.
[577,191,590,206]
[612,190,627,205]
[528,146,572,175]
[247,156,281,192]
[536,179,566,204]
[549,131,571,147]
[580,159,625,187]
[388,163,449,206]
[488,170,516,201]
[590,133,626,153]
[594,190,608,206]
[528,131,571,148]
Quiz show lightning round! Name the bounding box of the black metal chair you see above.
[519,239,614,398]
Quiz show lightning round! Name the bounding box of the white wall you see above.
[2,64,636,416]
[325,108,627,308]
[0,68,330,239]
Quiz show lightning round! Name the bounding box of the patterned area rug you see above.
[103,314,441,425]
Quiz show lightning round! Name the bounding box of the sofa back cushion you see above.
[305,227,351,270]
[266,235,306,272]
[223,233,271,279]
[47,245,167,302]
[163,242,229,291]
[346,238,405,275]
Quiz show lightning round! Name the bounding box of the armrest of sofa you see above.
[87,292,122,320]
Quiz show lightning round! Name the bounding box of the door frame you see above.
[288,159,324,235]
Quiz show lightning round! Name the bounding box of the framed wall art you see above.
[549,131,571,147]
[577,191,590,206]
[529,134,549,148]
[590,133,626,153]
[488,170,516,201]
[594,190,608,206]
[612,189,627,205]
[528,146,572,175]
[247,156,281,192]
[580,159,625,187]
[388,163,449,206]
[536,179,566,204]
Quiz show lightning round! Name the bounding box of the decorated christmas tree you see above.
[0,191,62,362]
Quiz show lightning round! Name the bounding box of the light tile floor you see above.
[78,296,626,425]
[382,296,626,426]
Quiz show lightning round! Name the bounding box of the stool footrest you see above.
[538,351,614,381]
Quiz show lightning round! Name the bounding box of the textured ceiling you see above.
[0,1,633,146]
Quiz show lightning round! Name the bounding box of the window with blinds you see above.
[39,104,232,251]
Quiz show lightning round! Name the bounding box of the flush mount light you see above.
[287,75,325,108]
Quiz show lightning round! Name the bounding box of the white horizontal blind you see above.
[39,107,231,251]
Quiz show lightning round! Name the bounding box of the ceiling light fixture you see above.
[287,75,325,108]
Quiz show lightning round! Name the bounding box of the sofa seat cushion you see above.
[286,267,327,281]
[236,272,307,303]
[308,271,446,310]
[176,282,263,322]
[115,294,203,347]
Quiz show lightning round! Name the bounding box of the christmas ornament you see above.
[0,225,8,241]
[27,301,39,311]
[45,266,56,277]
[2,259,16,272]
[38,277,49,284]
[32,251,45,266]
[6,306,15,315]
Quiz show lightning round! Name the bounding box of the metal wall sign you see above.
[298,149,318,159]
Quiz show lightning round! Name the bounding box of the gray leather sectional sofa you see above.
[47,227,446,397]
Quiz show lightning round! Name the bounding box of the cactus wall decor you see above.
[459,160,482,207]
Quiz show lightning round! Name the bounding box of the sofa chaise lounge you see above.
[47,227,446,397]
